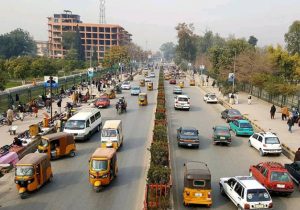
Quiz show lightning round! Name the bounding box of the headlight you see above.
[90,174,95,179]
[15,180,19,184]
[28,180,32,184]
[101,174,108,178]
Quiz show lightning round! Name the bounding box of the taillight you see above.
[269,202,273,208]
[186,191,190,196]
[208,192,211,198]
[244,203,250,209]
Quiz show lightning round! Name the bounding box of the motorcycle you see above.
[116,102,126,115]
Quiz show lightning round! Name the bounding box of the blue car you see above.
[229,119,254,136]
[131,86,141,95]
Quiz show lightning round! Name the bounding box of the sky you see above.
[1,0,300,51]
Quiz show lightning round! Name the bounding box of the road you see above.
[166,79,300,210]
[0,72,157,210]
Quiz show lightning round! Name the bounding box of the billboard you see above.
[228,73,235,83]
[44,76,58,88]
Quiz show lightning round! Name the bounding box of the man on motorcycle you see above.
[116,97,127,113]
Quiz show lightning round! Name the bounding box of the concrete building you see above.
[47,11,132,61]
[36,41,48,57]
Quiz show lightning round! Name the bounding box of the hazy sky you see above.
[1,0,300,51]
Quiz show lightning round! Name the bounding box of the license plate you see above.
[188,144,192,146]
[195,193,202,197]
[220,137,225,140]
[277,184,285,188]
[255,204,264,208]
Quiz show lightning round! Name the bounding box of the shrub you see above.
[153,125,167,142]
[149,142,169,166]
[155,112,166,120]
[147,164,171,184]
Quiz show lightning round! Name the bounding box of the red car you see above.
[94,96,110,108]
[249,162,294,195]
[169,79,176,84]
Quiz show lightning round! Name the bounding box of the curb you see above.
[197,78,296,161]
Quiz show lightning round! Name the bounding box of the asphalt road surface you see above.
[166,79,300,210]
[0,72,158,210]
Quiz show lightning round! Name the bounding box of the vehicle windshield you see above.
[102,129,117,137]
[240,123,252,128]
[270,172,291,182]
[40,138,49,147]
[139,95,146,99]
[182,130,197,136]
[215,127,230,134]
[178,97,188,102]
[209,95,217,99]
[265,137,280,144]
[133,87,140,90]
[123,81,130,85]
[247,189,271,202]
[91,160,108,172]
[64,120,86,130]
[229,110,241,116]
[16,166,34,176]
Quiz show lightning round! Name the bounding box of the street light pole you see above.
[49,76,53,121]
[232,50,236,93]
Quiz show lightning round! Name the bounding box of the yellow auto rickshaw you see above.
[147,82,153,91]
[183,161,212,207]
[140,79,145,87]
[190,79,195,86]
[164,74,171,80]
[15,153,53,199]
[89,148,118,192]
[38,132,76,160]
[179,81,184,88]
[105,88,116,99]
[138,93,148,106]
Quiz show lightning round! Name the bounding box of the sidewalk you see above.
[190,73,299,154]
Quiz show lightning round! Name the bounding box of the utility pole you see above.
[49,76,53,121]
[99,0,106,24]
[232,50,236,93]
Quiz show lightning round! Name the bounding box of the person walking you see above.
[287,117,294,133]
[7,108,14,125]
[281,106,289,121]
[294,148,300,162]
[57,98,62,114]
[247,95,252,105]
[270,104,276,119]
[45,99,51,113]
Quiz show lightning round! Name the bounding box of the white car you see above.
[248,132,282,156]
[145,78,151,82]
[174,95,190,111]
[150,72,155,78]
[203,93,218,103]
[121,81,131,90]
[219,176,273,210]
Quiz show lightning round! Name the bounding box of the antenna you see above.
[99,0,106,24]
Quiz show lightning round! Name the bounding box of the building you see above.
[36,41,49,57]
[47,11,132,61]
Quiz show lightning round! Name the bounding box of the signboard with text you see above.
[44,76,58,88]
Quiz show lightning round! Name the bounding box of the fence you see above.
[0,68,111,113]
[240,83,300,109]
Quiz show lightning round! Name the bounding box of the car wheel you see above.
[248,140,252,147]
[220,185,225,196]
[97,125,101,132]
[259,149,264,156]
[237,206,243,210]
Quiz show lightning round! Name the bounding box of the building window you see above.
[86,39,91,44]
[112,28,117,33]
[92,27,97,32]
[80,33,85,38]
[82,39,85,44]
[105,40,110,45]
[93,33,97,38]
[79,26,84,31]
[86,46,91,50]
[99,33,104,39]
[99,52,104,57]
[100,46,104,51]
[112,34,117,39]
[99,40,104,45]
[105,28,110,33]
[99,27,104,32]
[86,33,91,38]
[112,40,117,45]
[62,26,72,31]
[93,40,97,45]
[105,34,110,39]
[86,27,91,32]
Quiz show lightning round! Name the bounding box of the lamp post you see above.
[232,50,236,93]
[49,76,53,121]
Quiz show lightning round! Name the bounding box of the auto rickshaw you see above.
[140,79,145,87]
[164,74,171,80]
[138,93,148,106]
[147,82,153,91]
[190,79,195,86]
[183,161,212,207]
[89,148,118,192]
[105,88,116,99]
[15,153,53,199]
[38,132,76,160]
[179,81,184,88]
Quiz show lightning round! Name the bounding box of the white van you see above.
[100,120,123,150]
[64,108,102,141]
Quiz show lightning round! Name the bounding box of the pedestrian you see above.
[248,95,252,105]
[7,108,14,125]
[15,94,19,104]
[287,117,294,133]
[71,91,76,105]
[33,103,38,118]
[206,76,209,86]
[45,99,51,113]
[212,80,216,88]
[281,106,289,121]
[270,104,276,119]
[57,98,62,114]
[291,107,299,123]
[294,148,300,162]
[229,93,235,105]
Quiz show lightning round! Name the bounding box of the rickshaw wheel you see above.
[48,174,53,183]
[207,204,212,208]
[94,187,102,193]
[69,150,76,157]
[20,192,29,199]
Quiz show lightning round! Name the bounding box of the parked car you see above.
[219,176,273,210]
[94,96,110,108]
[169,79,176,84]
[212,126,231,145]
[173,86,182,94]
[221,109,243,123]
[204,93,218,103]
[174,95,190,111]
[121,81,131,90]
[229,119,254,136]
[131,86,141,96]
[145,78,151,82]
[285,161,300,185]
[149,72,155,78]
[250,162,294,195]
[177,127,199,148]
[248,132,282,156]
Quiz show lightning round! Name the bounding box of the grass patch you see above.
[5,81,22,89]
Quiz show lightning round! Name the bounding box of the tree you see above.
[160,42,175,61]
[102,46,130,68]
[248,36,258,47]
[0,28,36,59]
[175,23,197,64]
[285,21,300,55]
[0,59,6,90]
[62,30,85,62]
